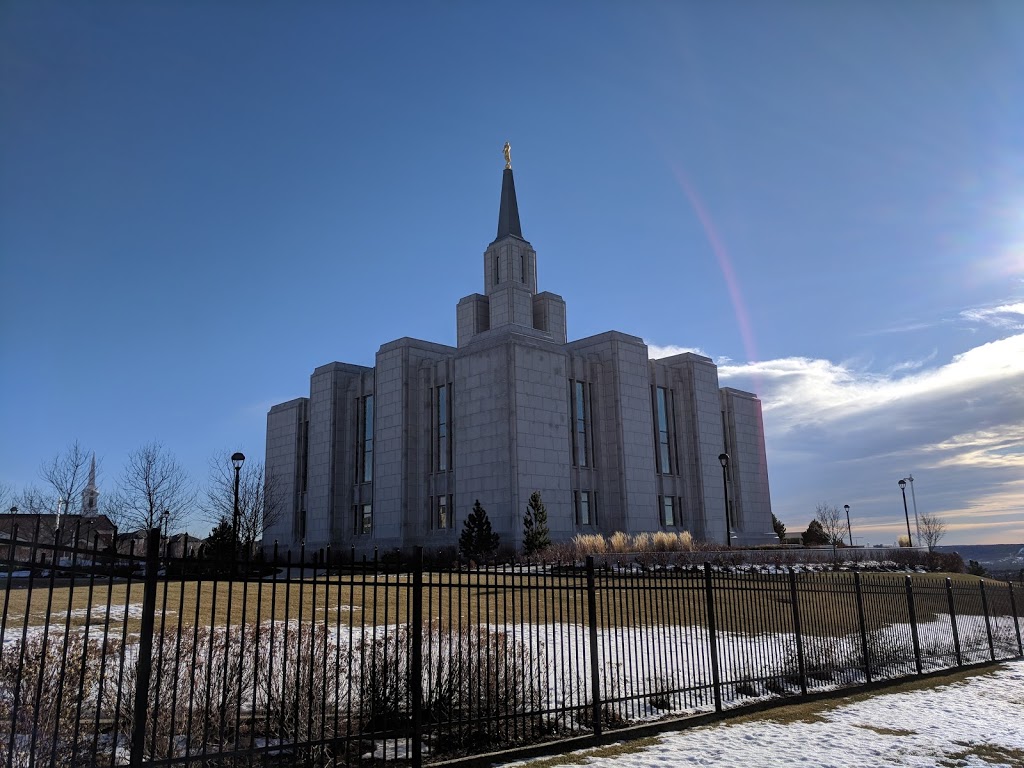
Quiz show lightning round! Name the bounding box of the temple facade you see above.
[264,156,776,557]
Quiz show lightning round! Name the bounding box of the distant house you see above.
[167,532,203,558]
[116,529,204,559]
[0,513,117,564]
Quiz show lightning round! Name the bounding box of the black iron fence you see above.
[0,520,1021,768]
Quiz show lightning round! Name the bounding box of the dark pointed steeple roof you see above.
[495,167,523,241]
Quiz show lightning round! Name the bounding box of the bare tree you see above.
[202,455,282,554]
[918,512,947,552]
[814,502,846,546]
[107,442,195,534]
[0,481,12,512]
[13,485,56,515]
[39,440,94,517]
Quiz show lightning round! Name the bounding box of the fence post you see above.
[946,578,962,667]
[1008,583,1023,658]
[411,547,423,768]
[585,556,602,737]
[905,575,922,674]
[703,563,722,712]
[129,527,161,768]
[787,568,807,696]
[854,572,872,684]
[980,580,995,661]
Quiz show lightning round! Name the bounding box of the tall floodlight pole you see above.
[231,452,246,557]
[718,453,731,548]
[844,504,853,547]
[898,479,913,547]
[907,474,920,541]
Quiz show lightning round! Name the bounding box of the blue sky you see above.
[2,2,1022,544]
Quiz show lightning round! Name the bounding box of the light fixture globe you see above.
[231,452,246,469]
[718,453,729,469]
[898,478,906,490]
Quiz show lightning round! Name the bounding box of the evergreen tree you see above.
[772,514,787,542]
[203,517,236,563]
[459,500,500,562]
[801,519,829,546]
[523,491,551,557]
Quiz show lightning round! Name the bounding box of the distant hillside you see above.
[936,543,1024,578]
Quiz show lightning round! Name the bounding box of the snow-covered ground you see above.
[504,660,1024,768]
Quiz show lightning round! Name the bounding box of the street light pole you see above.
[898,479,913,547]
[231,452,245,558]
[844,504,853,547]
[718,453,731,548]
[161,509,170,560]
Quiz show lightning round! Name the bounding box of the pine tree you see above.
[801,519,829,546]
[203,517,235,562]
[523,491,551,557]
[459,499,500,562]
[772,514,787,542]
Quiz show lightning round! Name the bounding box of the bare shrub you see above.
[424,625,547,753]
[632,532,652,552]
[854,630,914,679]
[253,622,355,765]
[116,625,257,762]
[0,633,106,768]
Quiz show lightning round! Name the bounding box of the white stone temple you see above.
[264,152,777,557]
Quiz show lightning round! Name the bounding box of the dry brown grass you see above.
[0,569,1013,638]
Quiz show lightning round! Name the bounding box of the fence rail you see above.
[0,521,1021,767]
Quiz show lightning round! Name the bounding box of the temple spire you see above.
[495,143,523,241]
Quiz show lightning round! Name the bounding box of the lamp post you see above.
[718,453,731,548]
[898,479,913,547]
[160,509,170,560]
[844,504,853,547]
[231,452,245,558]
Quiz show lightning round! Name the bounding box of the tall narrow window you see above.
[437,495,448,529]
[359,395,374,483]
[355,504,372,535]
[662,496,675,527]
[656,387,674,475]
[573,381,589,467]
[576,490,591,526]
[495,254,500,284]
[520,252,525,283]
[436,384,448,472]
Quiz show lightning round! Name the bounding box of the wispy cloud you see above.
[719,333,1024,438]
[708,332,1024,544]
[859,299,1024,337]
[862,320,945,336]
[959,302,1024,330]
